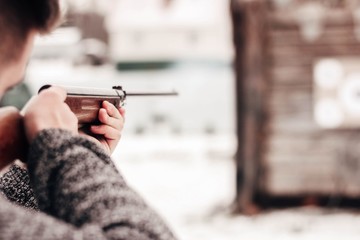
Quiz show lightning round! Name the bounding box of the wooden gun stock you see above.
[0,107,28,170]
[0,85,177,170]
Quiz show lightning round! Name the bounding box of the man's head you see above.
[0,0,61,97]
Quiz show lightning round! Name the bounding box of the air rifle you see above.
[0,85,177,170]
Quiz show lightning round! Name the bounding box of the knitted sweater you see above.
[0,129,177,240]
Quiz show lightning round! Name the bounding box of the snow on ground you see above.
[24,60,360,240]
[113,134,360,240]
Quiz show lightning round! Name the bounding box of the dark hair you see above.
[0,0,61,65]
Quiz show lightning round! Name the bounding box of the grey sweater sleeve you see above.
[0,165,39,210]
[0,196,108,240]
[0,129,177,240]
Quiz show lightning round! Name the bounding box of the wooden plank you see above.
[265,131,360,196]
[268,87,319,133]
[269,27,359,47]
[270,86,313,107]
[267,56,313,68]
[268,8,354,30]
[265,160,340,195]
[232,0,268,213]
[271,44,360,57]
[269,67,313,85]
[267,132,347,156]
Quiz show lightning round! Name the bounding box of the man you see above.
[0,0,177,239]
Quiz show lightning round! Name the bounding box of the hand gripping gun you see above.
[0,85,177,170]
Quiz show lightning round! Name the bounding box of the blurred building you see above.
[232,0,360,212]
[105,0,233,63]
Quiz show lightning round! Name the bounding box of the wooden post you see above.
[230,0,268,213]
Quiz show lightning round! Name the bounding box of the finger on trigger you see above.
[98,108,109,124]
[103,101,121,119]
[98,108,123,130]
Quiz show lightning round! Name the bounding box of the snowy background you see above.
[4,0,360,239]
[22,60,360,240]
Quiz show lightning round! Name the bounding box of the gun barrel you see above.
[126,92,178,97]
[38,85,178,124]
